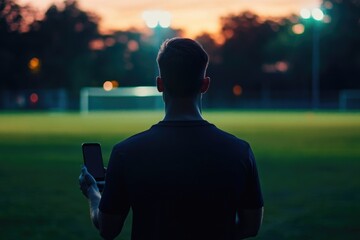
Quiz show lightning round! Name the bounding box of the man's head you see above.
[156,38,210,98]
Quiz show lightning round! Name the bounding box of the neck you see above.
[163,95,204,121]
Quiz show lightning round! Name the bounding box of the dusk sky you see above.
[20,0,321,37]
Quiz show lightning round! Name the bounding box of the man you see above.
[79,37,264,240]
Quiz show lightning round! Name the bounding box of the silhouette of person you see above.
[79,37,263,240]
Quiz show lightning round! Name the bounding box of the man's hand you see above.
[79,165,99,198]
[79,165,103,229]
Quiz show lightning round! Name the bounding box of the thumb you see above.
[80,165,95,184]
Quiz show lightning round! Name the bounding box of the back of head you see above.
[157,38,209,97]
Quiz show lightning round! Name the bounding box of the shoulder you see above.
[211,124,251,148]
[112,128,154,152]
[108,128,155,169]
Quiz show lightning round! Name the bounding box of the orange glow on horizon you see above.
[18,0,321,38]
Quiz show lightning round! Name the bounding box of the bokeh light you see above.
[30,93,39,104]
[292,23,305,34]
[233,85,243,96]
[324,1,333,9]
[127,40,139,52]
[300,9,311,19]
[89,39,105,50]
[103,81,113,91]
[16,95,25,107]
[142,11,158,28]
[158,11,171,28]
[111,80,119,88]
[276,61,289,72]
[105,37,116,47]
[28,57,40,72]
[323,15,332,23]
[312,8,324,21]
[74,22,84,32]
[142,10,171,28]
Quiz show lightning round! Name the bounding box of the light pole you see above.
[142,10,171,46]
[142,10,171,78]
[300,8,324,110]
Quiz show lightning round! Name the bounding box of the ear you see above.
[156,76,164,92]
[200,77,210,94]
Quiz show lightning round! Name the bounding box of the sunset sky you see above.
[19,0,321,37]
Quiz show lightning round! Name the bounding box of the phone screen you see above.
[82,143,105,180]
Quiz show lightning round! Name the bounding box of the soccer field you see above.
[0,111,359,240]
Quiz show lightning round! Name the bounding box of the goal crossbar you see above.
[80,87,162,113]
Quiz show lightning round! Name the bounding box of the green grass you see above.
[0,111,359,239]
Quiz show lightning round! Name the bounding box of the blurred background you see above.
[1,0,359,111]
[0,0,360,240]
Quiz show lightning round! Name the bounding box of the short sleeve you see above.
[240,146,264,209]
[99,146,130,216]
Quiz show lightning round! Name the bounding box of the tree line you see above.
[1,0,359,108]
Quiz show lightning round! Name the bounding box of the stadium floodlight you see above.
[158,11,171,28]
[142,11,158,28]
[142,10,171,29]
[143,10,172,80]
[301,8,324,21]
[300,9,311,19]
[300,7,324,110]
[311,8,324,21]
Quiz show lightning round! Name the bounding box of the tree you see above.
[320,0,360,91]
[263,16,313,94]
[25,0,100,98]
[0,0,23,32]
[218,11,280,105]
[0,0,35,90]
[195,33,222,107]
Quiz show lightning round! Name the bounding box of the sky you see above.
[19,0,321,37]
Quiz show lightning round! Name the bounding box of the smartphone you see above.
[82,143,105,181]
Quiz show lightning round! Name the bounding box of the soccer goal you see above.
[339,90,360,111]
[80,87,163,114]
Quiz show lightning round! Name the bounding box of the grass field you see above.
[0,111,359,239]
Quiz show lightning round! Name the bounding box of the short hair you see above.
[157,38,209,97]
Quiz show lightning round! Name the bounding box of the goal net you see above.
[339,90,360,111]
[80,87,163,113]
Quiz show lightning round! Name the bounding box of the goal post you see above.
[80,86,163,114]
[339,90,360,111]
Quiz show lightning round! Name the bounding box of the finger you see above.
[79,166,86,180]
[84,172,96,185]
[81,165,88,174]
[84,173,93,182]
[79,166,91,184]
